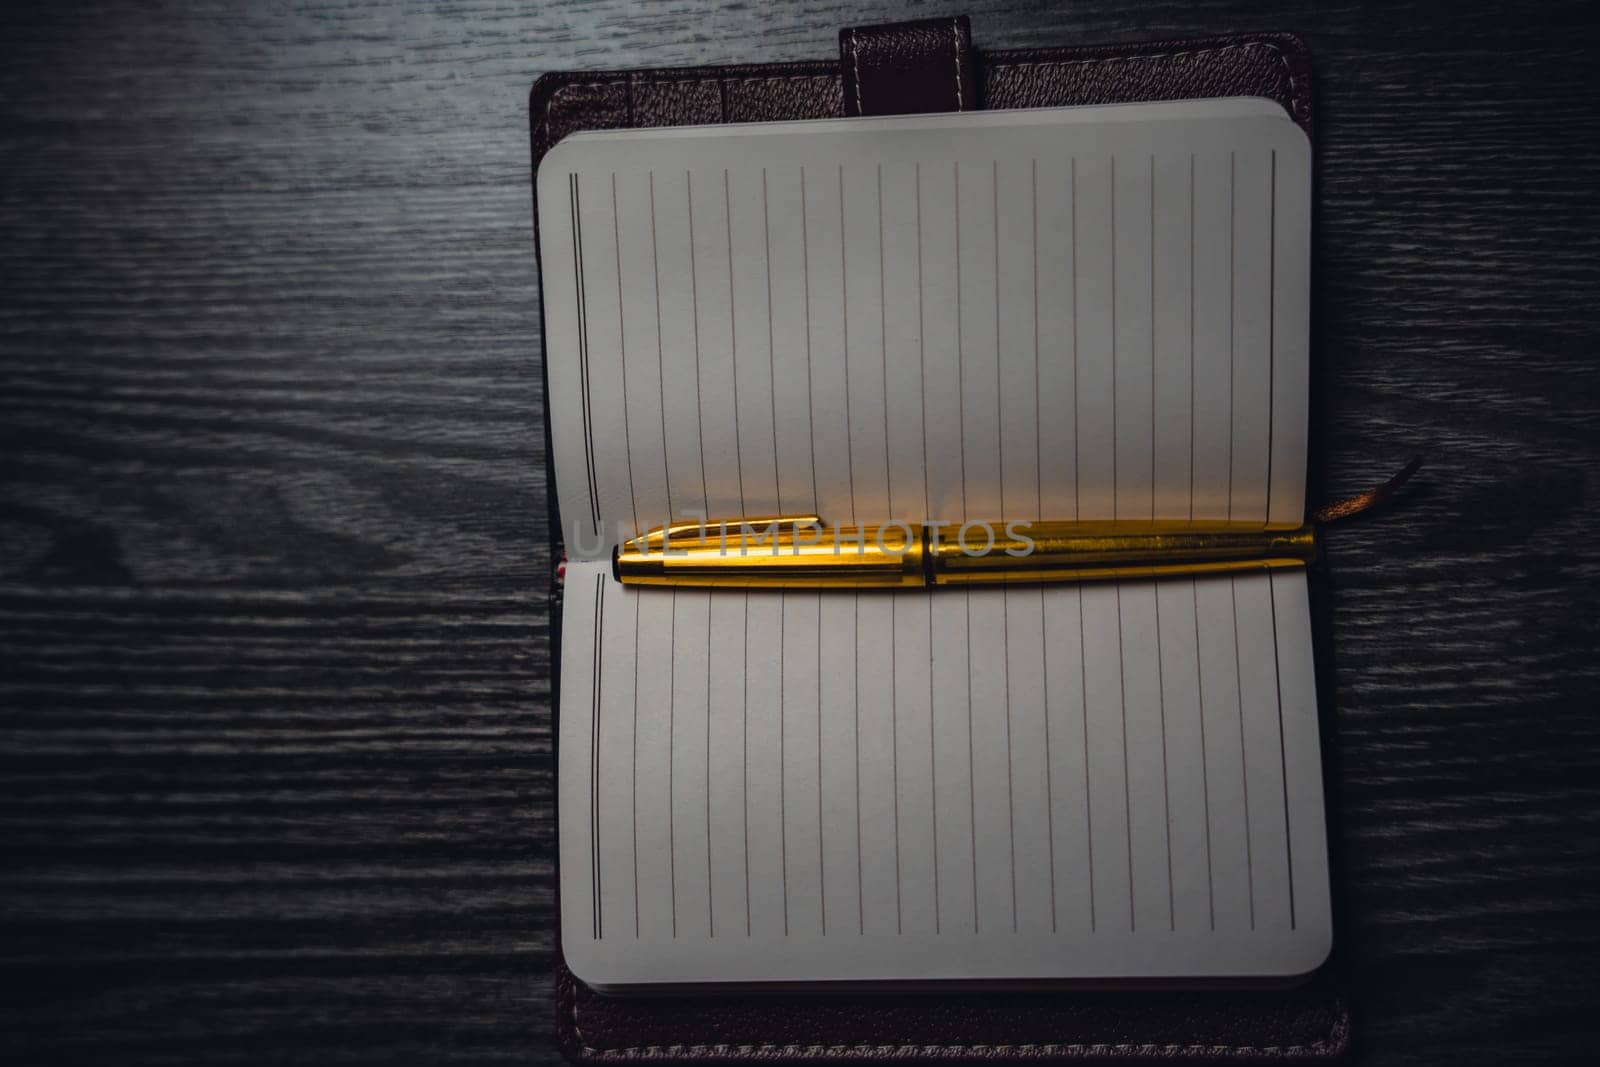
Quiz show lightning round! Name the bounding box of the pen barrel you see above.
[929,522,1316,585]
[614,522,926,588]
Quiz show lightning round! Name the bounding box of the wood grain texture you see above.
[1,0,1597,1063]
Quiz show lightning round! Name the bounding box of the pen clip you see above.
[622,515,824,553]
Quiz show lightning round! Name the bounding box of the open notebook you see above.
[539,99,1330,989]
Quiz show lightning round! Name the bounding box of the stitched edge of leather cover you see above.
[556,966,1351,1062]
[531,28,1348,1064]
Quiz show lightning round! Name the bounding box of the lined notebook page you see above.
[541,100,1329,986]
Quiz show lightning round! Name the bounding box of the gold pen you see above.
[611,516,1316,588]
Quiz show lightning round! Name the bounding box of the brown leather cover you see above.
[529,28,1314,166]
[557,967,1350,1062]
[532,16,1346,1063]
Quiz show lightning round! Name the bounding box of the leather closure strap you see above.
[840,15,977,117]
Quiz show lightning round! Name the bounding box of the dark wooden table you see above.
[3,1,1597,1063]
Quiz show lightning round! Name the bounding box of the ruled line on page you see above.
[876,162,904,935]
[955,161,968,521]
[1115,586,1134,931]
[1032,158,1059,934]
[1041,588,1058,932]
[917,162,931,520]
[705,593,715,937]
[648,171,673,518]
[1149,153,1158,521]
[1225,150,1236,521]
[591,573,604,939]
[1155,589,1175,931]
[853,593,864,935]
[1188,154,1196,521]
[1194,579,1216,931]
[879,163,893,518]
[570,174,601,533]
[668,588,679,938]
[801,167,819,513]
[965,588,978,933]
[1078,588,1096,932]
[1265,149,1276,527]
[841,165,858,524]
[920,595,936,934]
[763,169,783,516]
[891,593,903,934]
[1004,595,1018,934]
[612,173,642,535]
[726,170,747,514]
[1270,571,1296,930]
[687,171,709,511]
[1230,576,1256,929]
[883,167,908,934]
[993,158,1006,523]
[742,591,752,936]
[631,595,641,939]
[817,595,826,935]
[916,159,939,937]
[1109,154,1118,521]
[779,596,789,936]
[1071,155,1081,520]
[1032,158,1043,523]
[994,159,1019,934]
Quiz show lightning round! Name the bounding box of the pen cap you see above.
[614,518,926,589]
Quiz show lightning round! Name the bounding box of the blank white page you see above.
[541,100,1329,987]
